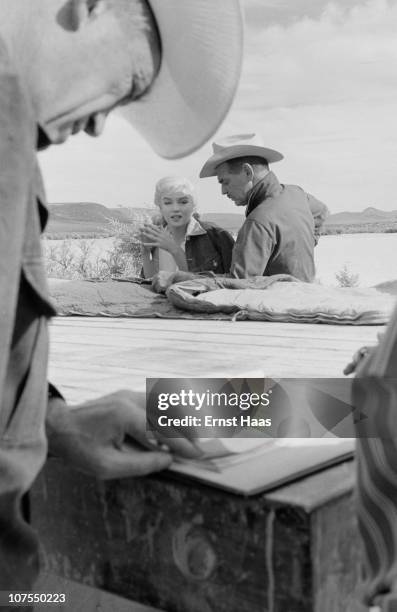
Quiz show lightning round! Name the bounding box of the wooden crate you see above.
[31,458,362,612]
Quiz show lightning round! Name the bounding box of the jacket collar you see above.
[245,171,282,217]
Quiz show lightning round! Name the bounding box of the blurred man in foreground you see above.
[0,0,243,599]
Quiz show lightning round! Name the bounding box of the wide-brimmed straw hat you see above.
[200,133,284,178]
[119,0,244,160]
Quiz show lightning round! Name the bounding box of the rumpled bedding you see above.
[48,278,231,320]
[166,274,396,325]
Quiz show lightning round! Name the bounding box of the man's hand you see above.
[344,347,372,376]
[152,270,177,293]
[152,270,196,294]
[46,390,202,480]
[343,333,384,376]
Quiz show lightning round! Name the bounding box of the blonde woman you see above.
[140,176,234,278]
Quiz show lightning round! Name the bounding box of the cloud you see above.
[243,0,360,27]
[39,0,397,214]
[239,0,397,109]
[216,0,397,212]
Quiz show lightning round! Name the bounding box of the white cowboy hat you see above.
[119,0,244,160]
[200,133,284,178]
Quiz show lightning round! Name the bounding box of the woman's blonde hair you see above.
[154,176,197,208]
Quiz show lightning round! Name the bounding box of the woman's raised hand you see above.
[139,223,179,255]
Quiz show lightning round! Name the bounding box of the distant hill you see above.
[325,207,397,226]
[44,202,397,237]
[46,202,245,237]
[46,203,150,236]
[204,209,397,234]
[324,207,397,234]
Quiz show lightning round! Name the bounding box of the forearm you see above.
[230,222,272,278]
[170,246,189,272]
[141,247,155,278]
[219,230,235,273]
[230,255,267,279]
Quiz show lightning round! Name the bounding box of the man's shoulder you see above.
[246,197,281,223]
[252,182,304,209]
[238,215,274,239]
[279,183,308,200]
[269,183,313,214]
[246,184,314,229]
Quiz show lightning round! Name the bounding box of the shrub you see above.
[105,210,155,277]
[335,264,360,288]
[42,209,156,280]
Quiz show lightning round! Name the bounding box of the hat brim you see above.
[118,0,244,160]
[199,145,284,178]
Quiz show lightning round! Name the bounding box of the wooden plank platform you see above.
[48,317,382,402]
[32,317,381,611]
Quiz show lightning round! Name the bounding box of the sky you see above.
[39,0,397,215]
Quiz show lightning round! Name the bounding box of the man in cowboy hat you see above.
[200,133,328,281]
[0,0,243,598]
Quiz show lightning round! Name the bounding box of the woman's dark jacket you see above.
[185,221,234,274]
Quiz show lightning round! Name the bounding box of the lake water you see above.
[43,233,397,288]
[315,234,397,287]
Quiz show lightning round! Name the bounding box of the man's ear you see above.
[70,0,108,30]
[243,163,255,181]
